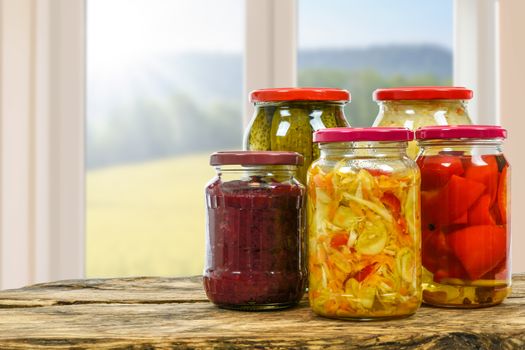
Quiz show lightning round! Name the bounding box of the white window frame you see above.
[244,0,297,124]
[453,0,499,124]
[0,0,85,289]
[1,0,514,289]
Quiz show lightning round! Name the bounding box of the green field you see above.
[86,153,215,277]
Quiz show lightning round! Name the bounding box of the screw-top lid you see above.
[210,151,304,166]
[416,125,507,140]
[373,86,473,101]
[250,87,350,102]
[313,127,414,143]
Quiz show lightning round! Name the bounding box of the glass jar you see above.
[204,151,307,310]
[244,88,351,184]
[373,86,473,159]
[416,126,510,308]
[307,128,421,320]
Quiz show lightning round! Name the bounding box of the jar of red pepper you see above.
[416,125,510,308]
[204,151,307,310]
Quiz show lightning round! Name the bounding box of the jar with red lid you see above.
[373,86,473,158]
[307,127,421,319]
[244,88,351,184]
[416,126,510,308]
[204,151,307,310]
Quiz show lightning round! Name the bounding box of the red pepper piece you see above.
[497,166,508,224]
[422,229,449,274]
[482,256,508,280]
[354,263,377,282]
[447,225,507,281]
[382,192,408,234]
[422,228,469,280]
[381,192,401,215]
[433,260,470,283]
[452,211,468,225]
[464,155,499,205]
[330,232,349,248]
[468,195,496,225]
[417,155,464,191]
[429,175,485,226]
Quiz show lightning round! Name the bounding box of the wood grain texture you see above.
[0,275,523,349]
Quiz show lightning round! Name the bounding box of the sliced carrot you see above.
[330,232,349,248]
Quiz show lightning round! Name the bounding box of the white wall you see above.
[500,0,525,272]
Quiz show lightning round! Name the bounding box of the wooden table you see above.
[0,275,523,349]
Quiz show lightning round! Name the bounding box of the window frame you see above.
[0,0,507,288]
[244,0,297,124]
[453,0,499,124]
[0,0,85,289]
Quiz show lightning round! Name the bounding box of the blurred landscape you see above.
[87,45,451,169]
[87,45,452,277]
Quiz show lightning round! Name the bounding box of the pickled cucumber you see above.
[270,107,312,183]
[320,105,341,128]
[245,102,349,184]
[312,105,348,160]
[244,107,272,150]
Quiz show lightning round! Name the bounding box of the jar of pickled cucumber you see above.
[307,127,421,320]
[373,86,473,158]
[244,88,351,184]
[416,126,510,308]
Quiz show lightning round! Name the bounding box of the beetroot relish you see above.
[204,177,306,309]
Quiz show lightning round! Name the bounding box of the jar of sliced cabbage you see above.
[373,86,473,159]
[307,127,421,320]
[244,88,350,185]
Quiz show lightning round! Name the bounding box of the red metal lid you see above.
[210,151,304,166]
[313,127,414,143]
[373,86,473,101]
[416,125,507,140]
[250,88,350,102]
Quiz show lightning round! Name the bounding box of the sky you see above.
[299,0,453,49]
[88,0,452,69]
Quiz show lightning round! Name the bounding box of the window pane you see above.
[298,0,453,127]
[86,0,244,277]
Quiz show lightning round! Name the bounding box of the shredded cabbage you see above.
[308,163,422,318]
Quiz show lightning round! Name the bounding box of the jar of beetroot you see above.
[416,126,510,308]
[204,151,306,310]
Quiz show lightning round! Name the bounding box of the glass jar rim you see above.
[210,151,304,166]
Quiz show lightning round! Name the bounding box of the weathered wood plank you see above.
[0,276,207,307]
[0,275,522,349]
[0,300,524,349]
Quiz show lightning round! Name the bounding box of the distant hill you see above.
[298,45,452,79]
[88,44,452,117]
[155,44,451,101]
